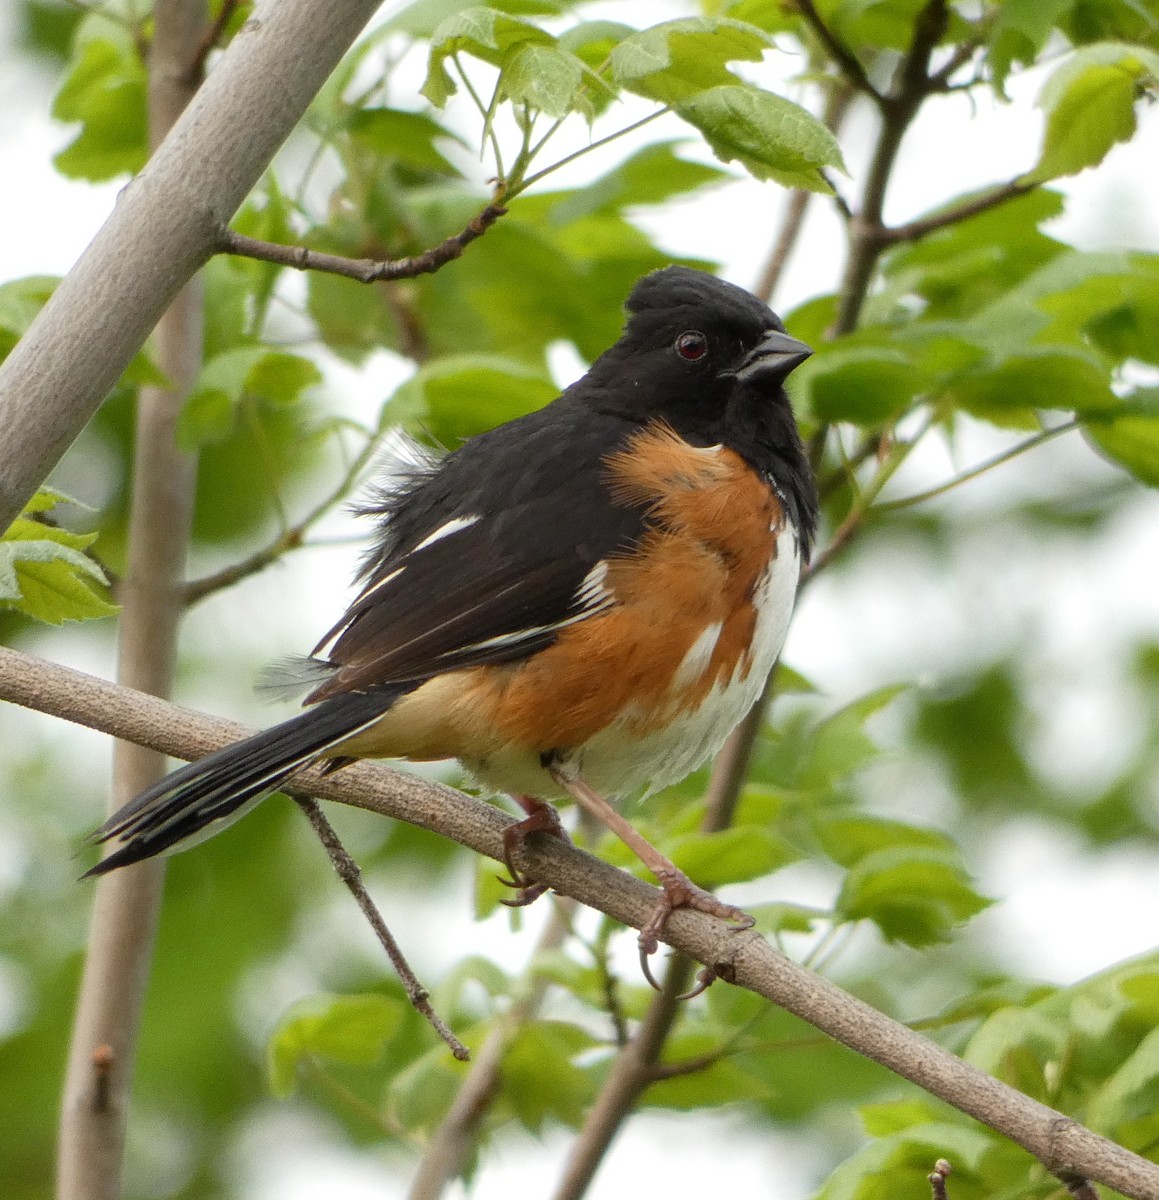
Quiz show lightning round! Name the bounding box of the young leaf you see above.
[947,346,1117,420]
[609,17,771,103]
[674,85,845,191]
[500,41,608,118]
[421,6,556,107]
[795,344,920,425]
[502,1021,598,1131]
[667,826,800,888]
[51,36,147,181]
[1028,41,1159,182]
[1,491,116,624]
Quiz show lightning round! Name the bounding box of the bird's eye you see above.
[674,330,708,361]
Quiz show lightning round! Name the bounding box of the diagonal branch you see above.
[217,198,507,283]
[2,645,1156,1200]
[880,177,1038,244]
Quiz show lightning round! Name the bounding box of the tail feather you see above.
[86,686,412,876]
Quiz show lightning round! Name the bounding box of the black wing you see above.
[308,401,646,700]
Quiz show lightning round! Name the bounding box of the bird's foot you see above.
[499,799,568,908]
[637,867,755,997]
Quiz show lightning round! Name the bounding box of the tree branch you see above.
[833,0,950,335]
[58,5,207,1196]
[880,178,1037,244]
[217,198,507,283]
[0,0,387,533]
[753,85,854,305]
[296,798,468,1061]
[3,649,1158,1199]
[408,903,574,1200]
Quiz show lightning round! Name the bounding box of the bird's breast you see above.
[338,423,803,800]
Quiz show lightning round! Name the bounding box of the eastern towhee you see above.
[88,266,819,972]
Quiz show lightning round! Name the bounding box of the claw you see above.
[497,798,568,907]
[635,866,754,997]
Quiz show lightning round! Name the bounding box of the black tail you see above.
[85,686,414,876]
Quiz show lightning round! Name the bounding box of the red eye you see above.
[675,330,708,361]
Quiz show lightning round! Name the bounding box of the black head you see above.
[578,265,818,557]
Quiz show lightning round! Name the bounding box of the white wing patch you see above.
[455,560,617,659]
[358,565,406,601]
[411,514,482,553]
[575,560,613,609]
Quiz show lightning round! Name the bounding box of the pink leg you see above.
[546,767,754,992]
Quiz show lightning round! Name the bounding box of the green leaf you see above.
[948,346,1117,420]
[964,1005,1067,1097]
[390,354,558,443]
[793,685,906,790]
[796,344,919,425]
[51,36,147,180]
[674,85,845,191]
[988,0,1074,95]
[421,6,556,107]
[816,1121,1012,1200]
[0,491,117,624]
[836,845,992,946]
[814,814,954,870]
[347,108,467,175]
[502,1021,598,1131]
[500,41,608,118]
[267,992,405,1098]
[389,0,565,38]
[1081,1023,1159,1148]
[1084,389,1159,486]
[609,17,771,103]
[559,19,634,69]
[178,348,322,450]
[667,826,800,888]
[1029,42,1159,182]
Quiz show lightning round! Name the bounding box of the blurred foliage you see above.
[2,1,1159,1199]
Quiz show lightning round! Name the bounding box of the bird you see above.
[87,265,818,977]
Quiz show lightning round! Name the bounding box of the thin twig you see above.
[186,0,240,82]
[295,799,468,1060]
[929,37,983,89]
[518,109,667,192]
[794,0,882,104]
[882,177,1037,243]
[216,198,507,283]
[184,417,390,604]
[874,421,1078,512]
[4,647,1159,1200]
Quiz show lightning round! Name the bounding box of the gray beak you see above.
[732,329,813,383]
